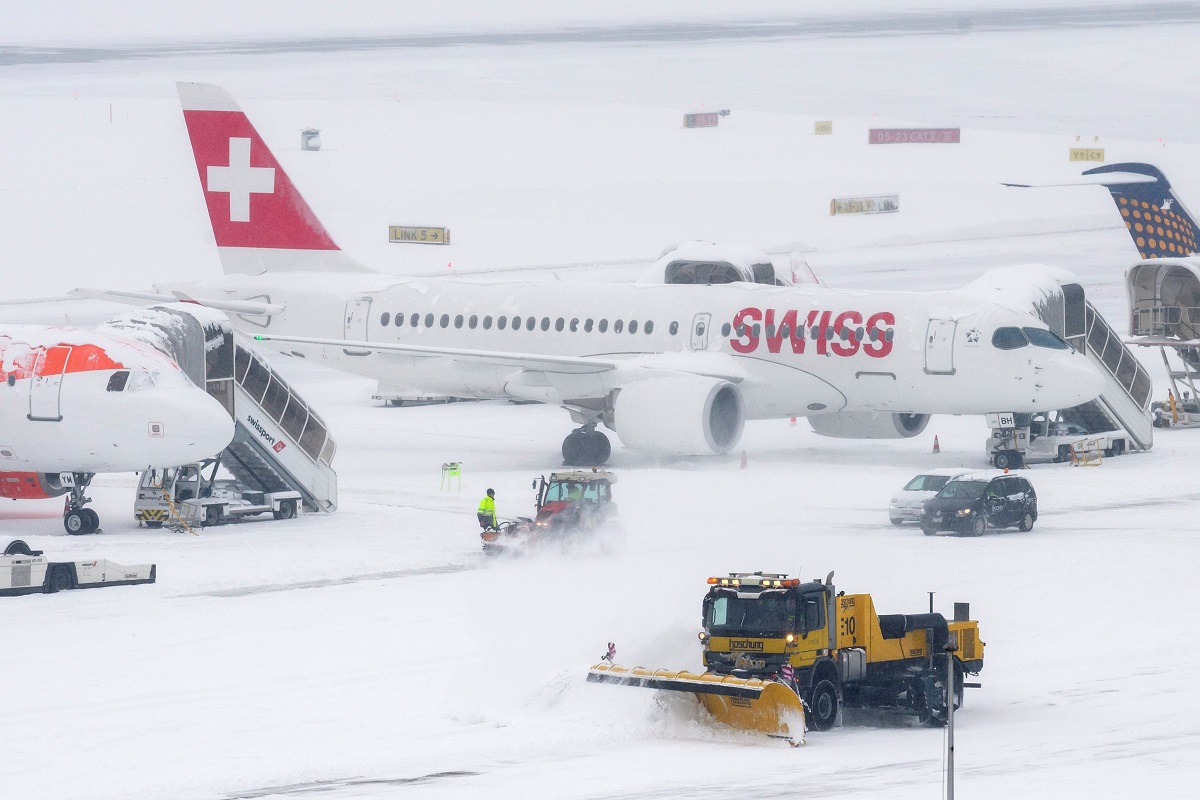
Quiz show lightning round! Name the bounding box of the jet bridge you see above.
[1033,281,1154,451]
[1126,258,1200,403]
[101,305,337,513]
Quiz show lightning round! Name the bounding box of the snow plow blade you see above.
[587,663,805,743]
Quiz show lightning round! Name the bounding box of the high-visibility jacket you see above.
[477,495,497,526]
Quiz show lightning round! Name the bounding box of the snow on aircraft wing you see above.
[250,333,619,375]
[71,288,284,316]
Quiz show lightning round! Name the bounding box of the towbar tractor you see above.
[588,571,984,742]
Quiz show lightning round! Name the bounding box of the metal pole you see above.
[928,591,935,614]
[945,635,957,800]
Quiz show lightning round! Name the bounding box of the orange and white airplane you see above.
[1,323,233,533]
[126,82,1103,465]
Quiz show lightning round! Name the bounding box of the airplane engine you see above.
[808,411,930,439]
[0,472,72,500]
[613,376,745,456]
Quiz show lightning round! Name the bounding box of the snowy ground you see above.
[3,5,1200,799]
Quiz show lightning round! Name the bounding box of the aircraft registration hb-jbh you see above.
[1,320,233,533]
[122,82,1105,465]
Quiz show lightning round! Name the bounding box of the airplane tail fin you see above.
[1082,162,1199,259]
[177,82,375,275]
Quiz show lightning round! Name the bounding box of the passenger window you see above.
[526,317,536,331]
[645,320,654,334]
[410,313,419,327]
[570,318,579,332]
[599,319,609,333]
[395,313,404,327]
[498,316,508,330]
[669,321,678,335]
[992,327,1028,350]
[614,320,624,334]
[753,324,761,337]
[629,320,638,334]
[469,315,478,329]
[541,317,550,331]
[380,312,391,326]
[439,314,449,328]
[511,316,521,329]
[585,319,594,333]
[483,316,493,330]
[721,322,732,337]
[107,371,130,392]
[454,315,464,329]
[424,314,434,328]
[555,317,565,332]
[1022,327,1070,350]
[810,326,820,340]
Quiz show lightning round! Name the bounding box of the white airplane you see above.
[128,82,1103,465]
[0,323,233,533]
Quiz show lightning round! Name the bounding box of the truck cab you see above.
[532,470,617,532]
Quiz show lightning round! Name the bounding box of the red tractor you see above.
[481,470,618,554]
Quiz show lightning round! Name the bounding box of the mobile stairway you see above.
[1036,282,1154,451]
[102,305,337,513]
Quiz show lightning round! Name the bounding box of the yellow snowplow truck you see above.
[588,571,984,741]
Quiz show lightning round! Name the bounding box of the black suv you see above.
[920,474,1037,536]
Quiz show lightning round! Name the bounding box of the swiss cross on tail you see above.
[177,82,338,251]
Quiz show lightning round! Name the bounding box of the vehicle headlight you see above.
[698,631,709,642]
[785,633,796,644]
[956,508,973,517]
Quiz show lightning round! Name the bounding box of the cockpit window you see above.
[106,371,130,392]
[125,370,158,392]
[991,327,1029,350]
[1022,327,1071,350]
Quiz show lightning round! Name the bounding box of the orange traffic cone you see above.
[740,450,748,469]
[932,435,941,454]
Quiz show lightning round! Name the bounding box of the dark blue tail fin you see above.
[1083,162,1199,259]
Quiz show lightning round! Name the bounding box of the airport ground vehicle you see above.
[588,572,983,741]
[921,473,1037,536]
[0,540,156,596]
[135,462,302,528]
[888,469,972,525]
[987,412,1132,468]
[481,470,617,553]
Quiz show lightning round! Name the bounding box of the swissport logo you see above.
[247,414,278,447]
[272,440,287,453]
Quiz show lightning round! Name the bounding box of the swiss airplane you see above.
[143,82,1103,465]
[1,323,233,533]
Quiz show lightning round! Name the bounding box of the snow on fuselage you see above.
[175,270,1103,419]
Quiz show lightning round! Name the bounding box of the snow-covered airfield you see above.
[3,3,1200,797]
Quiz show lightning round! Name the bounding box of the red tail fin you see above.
[177,82,372,274]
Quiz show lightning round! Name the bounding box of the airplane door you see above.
[28,346,70,422]
[690,313,712,351]
[343,298,372,356]
[924,319,956,374]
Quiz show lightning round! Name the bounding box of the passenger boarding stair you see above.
[103,305,337,512]
[1053,297,1153,451]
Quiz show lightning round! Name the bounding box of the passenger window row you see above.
[720,322,894,343]
[378,311,666,336]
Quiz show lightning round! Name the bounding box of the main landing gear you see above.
[62,473,100,535]
[562,425,611,467]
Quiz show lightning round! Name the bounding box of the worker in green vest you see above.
[477,488,497,531]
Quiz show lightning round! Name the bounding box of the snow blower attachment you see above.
[587,571,984,742]
[586,664,807,744]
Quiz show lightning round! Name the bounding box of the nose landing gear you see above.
[562,425,612,466]
[62,474,100,535]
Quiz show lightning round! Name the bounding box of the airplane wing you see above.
[1126,335,1200,347]
[251,333,618,375]
[71,289,284,316]
[250,332,747,384]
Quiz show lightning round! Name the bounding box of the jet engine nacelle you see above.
[0,472,73,500]
[613,375,746,456]
[808,411,931,439]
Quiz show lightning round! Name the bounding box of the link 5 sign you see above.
[389,226,450,245]
[868,128,960,144]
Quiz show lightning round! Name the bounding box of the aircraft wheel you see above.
[273,500,297,520]
[83,509,100,532]
[807,680,838,732]
[587,430,611,464]
[561,430,585,465]
[64,510,91,535]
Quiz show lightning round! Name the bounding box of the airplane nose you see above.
[188,392,235,458]
[1059,354,1106,405]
